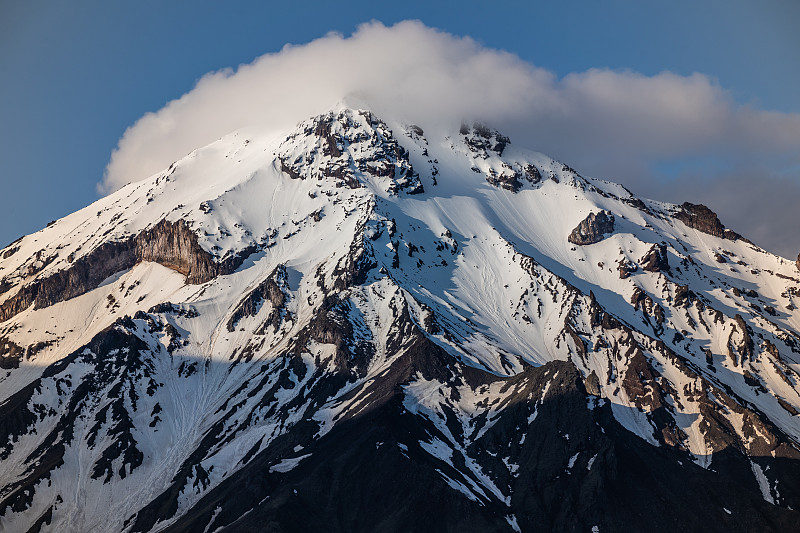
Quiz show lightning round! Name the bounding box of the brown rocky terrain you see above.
[568,210,615,245]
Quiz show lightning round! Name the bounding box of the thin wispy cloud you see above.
[101,20,800,257]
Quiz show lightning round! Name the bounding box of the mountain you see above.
[2,105,800,532]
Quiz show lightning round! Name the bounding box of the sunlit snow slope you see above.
[2,107,800,532]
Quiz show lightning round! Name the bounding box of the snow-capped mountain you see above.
[2,105,800,532]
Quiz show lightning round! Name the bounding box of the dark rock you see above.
[630,286,666,335]
[279,110,423,195]
[313,115,342,158]
[617,258,636,279]
[0,219,257,323]
[279,157,303,181]
[523,164,541,184]
[0,337,24,369]
[148,302,178,315]
[461,123,511,157]
[407,124,424,137]
[734,314,755,363]
[226,265,288,332]
[0,239,136,324]
[675,202,744,241]
[568,211,615,245]
[778,398,799,416]
[485,167,523,192]
[136,219,220,284]
[623,196,653,214]
[673,284,694,308]
[2,246,19,260]
[484,163,543,193]
[585,370,601,396]
[0,279,13,297]
[640,243,670,273]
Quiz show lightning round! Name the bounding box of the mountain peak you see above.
[277,106,425,195]
[2,107,800,532]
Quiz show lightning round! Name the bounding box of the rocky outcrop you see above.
[484,163,543,193]
[226,265,288,332]
[459,123,547,194]
[485,167,523,192]
[0,279,12,297]
[727,314,756,366]
[2,246,20,260]
[640,243,670,273]
[136,219,223,284]
[675,202,743,240]
[0,219,255,323]
[617,258,637,279]
[0,321,153,516]
[460,122,510,157]
[630,286,666,335]
[278,110,424,195]
[0,336,24,369]
[0,239,137,324]
[568,210,615,245]
[584,369,601,396]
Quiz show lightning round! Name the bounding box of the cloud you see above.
[100,20,800,258]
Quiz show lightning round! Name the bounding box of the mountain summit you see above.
[2,107,800,532]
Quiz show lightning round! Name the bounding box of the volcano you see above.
[2,106,800,532]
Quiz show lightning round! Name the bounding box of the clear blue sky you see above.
[1,0,798,248]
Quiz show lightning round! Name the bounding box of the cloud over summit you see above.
[101,20,800,257]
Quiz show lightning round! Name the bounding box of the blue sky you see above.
[1,0,798,255]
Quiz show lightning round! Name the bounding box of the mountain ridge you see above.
[2,106,800,532]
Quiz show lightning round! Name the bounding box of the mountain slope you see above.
[2,106,800,532]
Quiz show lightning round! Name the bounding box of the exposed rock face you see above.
[484,166,523,192]
[675,202,743,240]
[584,369,601,396]
[617,258,637,279]
[136,219,229,285]
[459,123,547,193]
[631,286,666,335]
[796,252,800,271]
[278,109,424,194]
[727,314,756,367]
[0,239,137,323]
[483,163,544,192]
[0,219,255,323]
[568,210,615,245]
[145,357,792,533]
[226,265,289,333]
[1,246,20,260]
[0,279,12,297]
[0,336,23,369]
[640,243,670,272]
[461,122,510,157]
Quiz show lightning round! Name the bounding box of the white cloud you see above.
[100,20,800,257]
[100,20,542,193]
